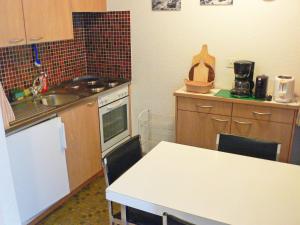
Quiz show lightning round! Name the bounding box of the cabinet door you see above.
[71,0,106,12]
[59,100,101,191]
[177,110,231,150]
[0,0,26,47]
[22,0,73,44]
[231,117,293,162]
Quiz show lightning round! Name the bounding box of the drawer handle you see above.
[212,118,229,123]
[30,37,44,41]
[234,120,252,126]
[87,102,96,107]
[252,111,272,116]
[196,104,213,109]
[9,38,24,44]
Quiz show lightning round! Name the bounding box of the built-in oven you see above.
[98,85,130,157]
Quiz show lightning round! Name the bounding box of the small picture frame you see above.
[200,0,233,5]
[152,0,181,11]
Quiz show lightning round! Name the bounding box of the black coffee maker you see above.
[230,60,255,98]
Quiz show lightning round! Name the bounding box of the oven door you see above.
[99,96,130,152]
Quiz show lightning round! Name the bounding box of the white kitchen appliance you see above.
[98,85,130,157]
[6,116,70,224]
[274,76,295,103]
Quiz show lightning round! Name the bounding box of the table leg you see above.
[121,204,128,225]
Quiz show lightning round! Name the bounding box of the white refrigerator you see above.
[6,116,70,224]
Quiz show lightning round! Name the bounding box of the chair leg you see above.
[108,201,114,225]
[163,213,168,225]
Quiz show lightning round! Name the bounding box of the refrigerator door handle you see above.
[58,118,67,151]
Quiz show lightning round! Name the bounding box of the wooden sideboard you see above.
[174,87,300,163]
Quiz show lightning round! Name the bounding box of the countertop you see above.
[6,79,130,136]
[174,87,300,110]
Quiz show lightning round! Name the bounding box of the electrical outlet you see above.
[226,58,236,68]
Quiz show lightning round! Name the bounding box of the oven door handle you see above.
[106,100,126,111]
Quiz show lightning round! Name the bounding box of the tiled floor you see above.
[38,176,110,225]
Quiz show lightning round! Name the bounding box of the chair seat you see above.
[114,206,162,225]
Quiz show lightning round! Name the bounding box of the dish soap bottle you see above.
[40,72,48,94]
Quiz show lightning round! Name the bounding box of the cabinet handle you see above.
[196,104,213,109]
[9,38,24,44]
[234,120,252,126]
[30,37,44,42]
[87,102,96,107]
[252,111,272,116]
[212,118,229,123]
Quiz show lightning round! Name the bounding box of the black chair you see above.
[217,133,281,161]
[103,135,162,225]
[163,213,195,225]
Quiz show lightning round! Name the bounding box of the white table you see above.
[106,142,300,225]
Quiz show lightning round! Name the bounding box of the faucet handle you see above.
[31,75,42,96]
[30,86,39,98]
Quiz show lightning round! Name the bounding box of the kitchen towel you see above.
[0,82,15,129]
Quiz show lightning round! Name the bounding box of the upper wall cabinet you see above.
[0,0,27,47]
[71,0,106,12]
[22,0,74,44]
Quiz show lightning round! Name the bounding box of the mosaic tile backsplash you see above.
[0,11,131,96]
[85,12,131,79]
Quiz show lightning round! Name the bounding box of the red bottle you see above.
[41,73,48,94]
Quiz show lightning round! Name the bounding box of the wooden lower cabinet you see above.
[177,110,231,150]
[59,100,102,191]
[231,117,293,162]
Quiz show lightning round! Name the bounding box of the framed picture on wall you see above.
[200,0,233,5]
[152,0,181,11]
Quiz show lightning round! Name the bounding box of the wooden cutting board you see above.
[192,44,216,71]
[193,61,209,82]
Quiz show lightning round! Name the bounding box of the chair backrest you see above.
[217,133,280,161]
[103,135,143,185]
[163,213,195,225]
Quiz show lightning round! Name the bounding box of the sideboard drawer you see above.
[177,97,232,116]
[232,103,296,124]
[231,117,293,162]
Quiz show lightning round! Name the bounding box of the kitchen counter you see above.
[6,77,130,136]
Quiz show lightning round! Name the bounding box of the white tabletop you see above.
[106,142,300,225]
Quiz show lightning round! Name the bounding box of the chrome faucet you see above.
[31,72,46,99]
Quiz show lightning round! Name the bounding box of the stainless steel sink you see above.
[41,94,80,106]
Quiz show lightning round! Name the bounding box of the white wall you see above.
[108,0,300,134]
[0,108,21,225]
